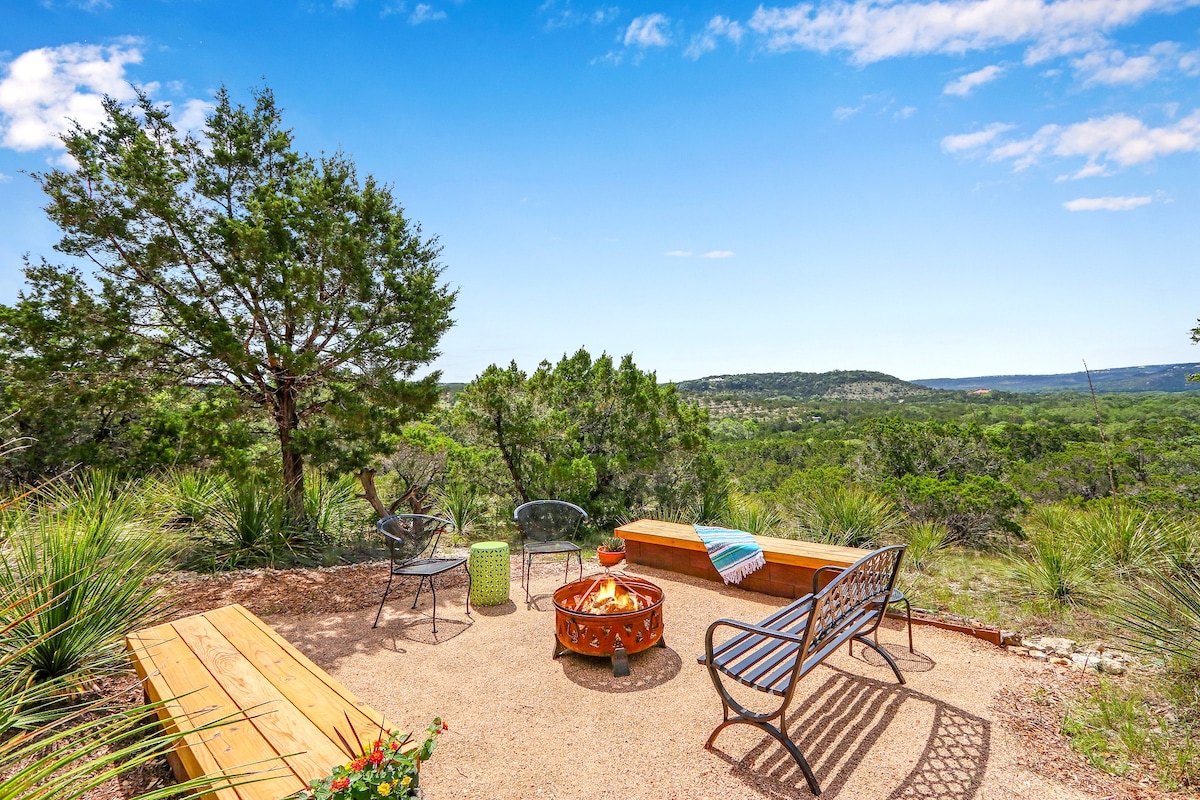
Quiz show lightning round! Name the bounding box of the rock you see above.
[1070,653,1095,669]
[1023,636,1076,656]
[1050,656,1072,666]
[1097,657,1127,675]
[1005,646,1031,657]
[1028,649,1049,661]
[1001,630,1021,646]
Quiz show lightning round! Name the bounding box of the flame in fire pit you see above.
[576,578,643,615]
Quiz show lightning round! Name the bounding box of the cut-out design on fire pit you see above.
[552,572,665,677]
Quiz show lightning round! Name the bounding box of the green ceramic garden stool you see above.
[468,541,511,606]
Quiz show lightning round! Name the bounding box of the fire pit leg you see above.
[553,637,567,660]
[611,645,630,677]
[656,635,667,649]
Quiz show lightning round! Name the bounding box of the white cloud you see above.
[684,15,745,59]
[624,13,671,48]
[944,64,1005,96]
[591,50,624,66]
[833,104,864,120]
[173,98,213,132]
[940,122,1015,153]
[1071,42,1199,85]
[0,41,144,151]
[747,0,1195,65]
[703,250,735,258]
[540,1,620,30]
[665,250,692,256]
[895,105,917,118]
[949,110,1200,175]
[0,172,11,183]
[1063,195,1152,210]
[409,3,446,24]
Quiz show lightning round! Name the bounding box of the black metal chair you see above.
[514,500,587,604]
[373,514,471,634]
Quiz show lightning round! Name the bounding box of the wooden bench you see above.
[126,604,396,800]
[699,545,907,797]
[615,519,868,599]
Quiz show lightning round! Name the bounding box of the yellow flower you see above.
[401,775,412,787]
[377,781,392,797]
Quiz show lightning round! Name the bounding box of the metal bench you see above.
[699,545,907,796]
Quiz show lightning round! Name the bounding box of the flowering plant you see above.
[294,718,446,800]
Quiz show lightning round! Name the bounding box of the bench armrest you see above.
[812,565,846,594]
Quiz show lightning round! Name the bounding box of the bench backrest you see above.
[801,545,905,666]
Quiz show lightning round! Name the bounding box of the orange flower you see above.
[331,777,350,791]
[388,741,400,751]
[368,749,384,766]
[349,757,368,772]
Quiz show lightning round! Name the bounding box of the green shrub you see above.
[1075,503,1167,576]
[304,471,362,544]
[792,484,903,548]
[1007,528,1094,609]
[1114,567,1200,682]
[148,468,232,527]
[433,482,483,543]
[0,473,174,683]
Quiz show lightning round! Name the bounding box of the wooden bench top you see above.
[615,519,867,570]
[126,604,395,800]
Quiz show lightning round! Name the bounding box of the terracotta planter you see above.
[597,546,625,567]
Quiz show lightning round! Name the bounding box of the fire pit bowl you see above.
[552,572,665,677]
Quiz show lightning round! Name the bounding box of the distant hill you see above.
[915,363,1200,394]
[675,370,937,401]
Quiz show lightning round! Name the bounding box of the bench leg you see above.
[854,634,906,684]
[706,717,821,796]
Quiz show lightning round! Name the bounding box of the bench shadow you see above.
[709,667,990,799]
[559,645,682,693]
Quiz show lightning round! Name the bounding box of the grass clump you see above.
[792,484,904,548]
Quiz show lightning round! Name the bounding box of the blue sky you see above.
[1,0,1198,383]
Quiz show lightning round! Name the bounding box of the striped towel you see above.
[694,525,766,585]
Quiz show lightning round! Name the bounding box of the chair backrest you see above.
[513,500,588,543]
[377,514,453,565]
[803,545,906,660]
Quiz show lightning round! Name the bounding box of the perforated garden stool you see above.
[468,541,511,606]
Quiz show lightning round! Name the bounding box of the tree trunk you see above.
[356,468,389,518]
[277,383,307,527]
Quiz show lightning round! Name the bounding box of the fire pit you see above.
[552,572,665,677]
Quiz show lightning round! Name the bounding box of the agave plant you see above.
[433,482,483,543]
[1075,503,1167,577]
[792,484,904,548]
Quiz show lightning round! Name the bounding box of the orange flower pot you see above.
[597,546,625,567]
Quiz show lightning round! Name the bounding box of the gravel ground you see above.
[258,559,1164,800]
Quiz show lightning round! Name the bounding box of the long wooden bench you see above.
[700,545,907,797]
[126,604,395,800]
[615,519,868,598]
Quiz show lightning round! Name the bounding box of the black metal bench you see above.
[699,545,907,796]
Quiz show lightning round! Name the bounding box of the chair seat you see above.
[524,541,581,555]
[887,588,906,603]
[390,556,467,577]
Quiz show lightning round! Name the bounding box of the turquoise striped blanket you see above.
[694,525,765,585]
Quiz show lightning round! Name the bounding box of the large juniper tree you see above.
[33,87,455,523]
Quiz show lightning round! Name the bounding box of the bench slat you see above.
[172,614,348,780]
[129,623,302,800]
[209,607,386,749]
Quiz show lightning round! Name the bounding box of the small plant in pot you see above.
[597,535,626,567]
[294,718,445,799]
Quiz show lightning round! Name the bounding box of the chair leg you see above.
[525,552,534,605]
[430,577,438,634]
[903,597,913,652]
[576,549,583,582]
[373,569,395,629]
[465,564,473,618]
[412,576,427,609]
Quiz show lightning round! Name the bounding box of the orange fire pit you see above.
[552,573,665,676]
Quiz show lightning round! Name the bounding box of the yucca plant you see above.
[1114,567,1200,679]
[792,484,904,548]
[205,477,296,569]
[0,484,175,683]
[723,495,783,536]
[902,521,949,573]
[148,468,233,527]
[0,586,265,800]
[1008,529,1095,608]
[1076,503,1167,577]
[433,482,483,543]
[304,471,362,544]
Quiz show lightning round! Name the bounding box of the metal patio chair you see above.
[373,514,471,634]
[514,500,587,604]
